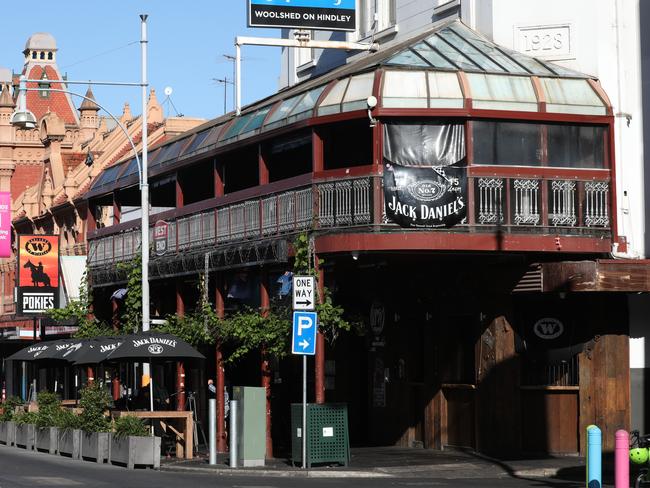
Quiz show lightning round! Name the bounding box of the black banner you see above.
[383,163,467,228]
[249,4,356,31]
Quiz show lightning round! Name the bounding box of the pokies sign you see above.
[0,192,10,258]
[248,0,356,31]
[17,235,60,315]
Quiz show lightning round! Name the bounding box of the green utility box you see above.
[233,386,266,467]
[291,403,350,468]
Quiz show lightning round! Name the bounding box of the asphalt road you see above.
[0,445,602,488]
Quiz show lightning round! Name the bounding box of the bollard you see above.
[615,430,629,488]
[209,399,217,465]
[229,399,238,468]
[587,425,602,488]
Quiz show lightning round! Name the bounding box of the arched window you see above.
[39,73,49,99]
[47,52,53,60]
[39,52,45,60]
[32,52,37,59]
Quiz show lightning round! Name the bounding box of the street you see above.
[0,445,601,488]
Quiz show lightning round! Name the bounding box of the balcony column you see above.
[260,269,273,458]
[259,145,269,185]
[112,191,121,225]
[312,128,324,173]
[372,121,383,225]
[175,281,186,411]
[315,256,325,404]
[214,159,224,197]
[175,171,184,208]
[87,202,97,233]
[215,274,227,452]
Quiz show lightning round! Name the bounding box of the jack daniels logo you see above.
[383,161,467,228]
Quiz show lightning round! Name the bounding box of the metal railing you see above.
[88,173,612,267]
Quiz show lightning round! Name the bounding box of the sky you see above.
[0,1,283,122]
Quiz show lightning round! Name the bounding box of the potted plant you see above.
[110,416,161,469]
[14,411,38,450]
[78,382,112,463]
[0,396,22,446]
[34,392,61,454]
[57,408,82,459]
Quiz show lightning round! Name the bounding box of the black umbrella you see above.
[70,336,125,365]
[106,332,204,413]
[7,338,87,362]
[106,332,205,362]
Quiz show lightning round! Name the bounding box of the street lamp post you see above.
[10,15,152,409]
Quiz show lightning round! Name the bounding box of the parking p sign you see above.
[292,311,317,355]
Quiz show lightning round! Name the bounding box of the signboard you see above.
[153,220,169,256]
[248,0,356,31]
[17,235,60,315]
[292,311,317,355]
[292,275,315,311]
[0,192,10,257]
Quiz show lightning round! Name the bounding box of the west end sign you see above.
[248,0,356,31]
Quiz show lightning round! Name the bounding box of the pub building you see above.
[84,19,648,456]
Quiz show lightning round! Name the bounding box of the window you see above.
[39,73,50,99]
[39,52,45,60]
[473,121,542,166]
[472,121,608,168]
[31,52,37,59]
[47,52,53,60]
[359,0,395,37]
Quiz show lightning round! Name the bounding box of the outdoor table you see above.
[112,410,193,459]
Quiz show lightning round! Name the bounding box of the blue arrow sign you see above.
[292,311,317,355]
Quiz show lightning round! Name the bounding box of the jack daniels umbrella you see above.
[105,332,205,412]
[7,338,87,362]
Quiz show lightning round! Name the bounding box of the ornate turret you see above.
[79,87,100,143]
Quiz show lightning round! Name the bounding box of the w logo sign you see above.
[25,237,52,256]
[533,318,564,340]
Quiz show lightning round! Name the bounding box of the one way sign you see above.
[292,311,317,355]
[292,276,315,311]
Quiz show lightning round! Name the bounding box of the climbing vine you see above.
[116,255,142,334]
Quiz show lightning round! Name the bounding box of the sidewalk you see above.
[160,446,596,482]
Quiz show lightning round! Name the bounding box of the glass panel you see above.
[154,140,184,165]
[547,124,606,168]
[91,163,125,188]
[384,49,431,68]
[318,78,349,115]
[382,71,428,108]
[425,34,479,71]
[467,73,537,111]
[117,157,139,180]
[241,106,271,134]
[290,85,326,118]
[428,72,464,108]
[473,121,542,166]
[498,47,555,76]
[447,23,529,74]
[342,72,374,111]
[439,28,506,72]
[198,125,224,150]
[265,95,303,127]
[221,112,255,140]
[410,42,455,69]
[181,129,211,155]
[542,78,601,105]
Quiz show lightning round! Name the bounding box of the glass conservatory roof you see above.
[86,19,609,199]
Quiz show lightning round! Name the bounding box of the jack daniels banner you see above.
[383,122,467,228]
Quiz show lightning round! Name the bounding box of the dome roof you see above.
[24,33,57,52]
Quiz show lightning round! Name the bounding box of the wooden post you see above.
[315,256,325,404]
[112,375,121,401]
[215,274,227,452]
[176,281,186,411]
[86,366,94,385]
[260,269,273,458]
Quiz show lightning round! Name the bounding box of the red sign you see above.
[17,235,60,314]
[153,220,169,256]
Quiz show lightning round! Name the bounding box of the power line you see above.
[61,40,139,69]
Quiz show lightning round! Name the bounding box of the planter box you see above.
[110,435,161,469]
[14,424,35,450]
[81,431,110,463]
[58,429,81,459]
[35,427,58,454]
[0,421,16,446]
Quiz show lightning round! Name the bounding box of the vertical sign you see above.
[248,0,357,31]
[153,220,169,256]
[292,311,318,355]
[0,192,10,258]
[292,275,315,311]
[17,235,60,314]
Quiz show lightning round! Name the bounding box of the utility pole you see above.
[213,77,233,115]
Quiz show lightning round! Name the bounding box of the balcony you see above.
[87,167,612,272]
